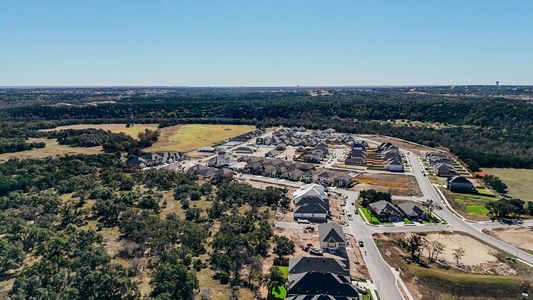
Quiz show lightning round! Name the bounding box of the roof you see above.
[294,203,328,214]
[318,223,346,243]
[293,184,327,200]
[368,200,403,216]
[288,272,359,298]
[447,176,473,185]
[289,257,349,276]
[397,202,425,216]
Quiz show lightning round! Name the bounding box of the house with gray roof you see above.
[287,272,359,299]
[397,202,428,221]
[318,223,346,251]
[447,176,476,193]
[367,200,404,222]
[289,257,349,276]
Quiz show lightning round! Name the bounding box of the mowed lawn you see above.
[41,123,159,138]
[0,138,102,161]
[146,124,256,153]
[484,168,533,201]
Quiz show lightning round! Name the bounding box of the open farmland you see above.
[41,123,159,138]
[484,168,533,201]
[0,138,102,161]
[145,124,256,153]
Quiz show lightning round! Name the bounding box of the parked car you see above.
[309,247,324,256]
[347,213,353,221]
[297,219,310,224]
[358,240,364,247]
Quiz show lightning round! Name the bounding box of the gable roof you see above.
[368,200,403,216]
[397,202,425,216]
[293,184,327,200]
[294,203,328,214]
[447,176,473,185]
[288,272,359,298]
[318,223,346,243]
[289,257,349,276]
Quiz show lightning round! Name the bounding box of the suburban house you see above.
[289,257,349,276]
[334,174,353,188]
[345,148,367,165]
[397,202,429,221]
[198,146,215,153]
[316,171,335,186]
[447,176,476,193]
[186,164,233,179]
[234,146,257,154]
[293,201,329,223]
[286,272,359,300]
[318,222,347,252]
[293,184,330,223]
[433,163,457,177]
[367,200,404,222]
[127,152,186,168]
[207,151,232,168]
[293,184,328,201]
[384,157,404,172]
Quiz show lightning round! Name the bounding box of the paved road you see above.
[337,189,406,300]
[405,150,533,265]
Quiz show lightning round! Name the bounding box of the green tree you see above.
[272,235,295,259]
[150,262,198,300]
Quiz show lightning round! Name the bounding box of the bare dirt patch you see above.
[484,227,533,253]
[355,173,422,197]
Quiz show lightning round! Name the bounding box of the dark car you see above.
[358,240,364,247]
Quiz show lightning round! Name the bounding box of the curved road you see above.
[405,151,533,265]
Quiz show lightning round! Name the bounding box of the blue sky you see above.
[1,0,532,86]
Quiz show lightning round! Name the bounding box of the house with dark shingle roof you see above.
[289,257,349,276]
[397,202,428,221]
[287,272,359,300]
[367,200,404,222]
[447,176,476,193]
[318,223,346,251]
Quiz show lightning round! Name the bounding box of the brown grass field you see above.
[0,138,102,161]
[41,123,159,138]
[145,124,256,153]
[484,168,533,201]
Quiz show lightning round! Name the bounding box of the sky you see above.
[1,0,532,86]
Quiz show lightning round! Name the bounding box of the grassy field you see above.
[146,124,256,153]
[42,123,159,138]
[0,138,102,161]
[442,188,497,220]
[484,168,533,201]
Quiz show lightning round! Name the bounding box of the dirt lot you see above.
[423,233,498,267]
[355,173,422,197]
[373,232,532,300]
[484,227,533,253]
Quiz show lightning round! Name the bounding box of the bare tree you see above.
[424,240,445,262]
[406,234,424,262]
[452,247,465,265]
